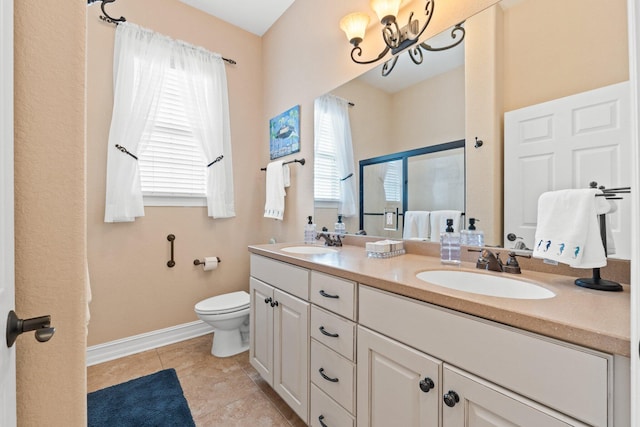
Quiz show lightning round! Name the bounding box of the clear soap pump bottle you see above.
[461,218,484,247]
[440,218,461,265]
[304,216,316,244]
[334,215,346,236]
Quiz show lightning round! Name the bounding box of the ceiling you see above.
[179,0,297,36]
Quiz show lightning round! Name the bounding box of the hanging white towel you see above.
[283,164,291,188]
[532,189,611,268]
[264,161,287,220]
[429,210,463,242]
[403,211,430,240]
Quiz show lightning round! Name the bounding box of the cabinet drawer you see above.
[250,254,309,300]
[311,340,356,414]
[311,306,356,361]
[311,271,356,320]
[310,384,355,427]
[359,285,611,427]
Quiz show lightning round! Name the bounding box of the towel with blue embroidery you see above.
[533,189,611,268]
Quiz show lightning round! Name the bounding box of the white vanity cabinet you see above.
[358,284,622,427]
[309,271,358,427]
[249,255,310,424]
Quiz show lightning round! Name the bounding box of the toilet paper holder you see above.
[193,257,221,266]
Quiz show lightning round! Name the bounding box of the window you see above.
[138,66,207,206]
[383,160,402,202]
[314,106,341,203]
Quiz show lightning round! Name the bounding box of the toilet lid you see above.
[195,291,250,315]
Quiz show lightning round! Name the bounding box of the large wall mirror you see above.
[314,0,630,260]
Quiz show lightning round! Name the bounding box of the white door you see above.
[357,326,441,427]
[0,0,16,425]
[273,289,309,424]
[249,277,274,384]
[504,81,631,259]
[441,365,578,427]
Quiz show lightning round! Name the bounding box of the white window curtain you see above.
[104,22,234,222]
[314,95,357,217]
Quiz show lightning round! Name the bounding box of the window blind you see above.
[314,109,341,201]
[384,161,402,202]
[138,67,207,198]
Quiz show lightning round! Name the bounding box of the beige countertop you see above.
[248,242,631,357]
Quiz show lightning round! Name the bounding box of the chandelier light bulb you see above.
[370,0,402,24]
[340,12,371,46]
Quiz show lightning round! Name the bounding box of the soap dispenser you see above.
[305,216,316,244]
[461,218,484,247]
[440,218,461,265]
[334,215,346,236]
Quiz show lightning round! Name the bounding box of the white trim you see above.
[0,0,16,425]
[86,320,214,366]
[143,195,207,207]
[627,0,640,424]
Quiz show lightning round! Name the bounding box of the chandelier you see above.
[339,0,465,76]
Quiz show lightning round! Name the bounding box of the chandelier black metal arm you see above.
[408,22,466,65]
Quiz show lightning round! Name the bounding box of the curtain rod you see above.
[90,0,237,65]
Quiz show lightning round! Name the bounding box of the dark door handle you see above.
[6,310,55,347]
[319,326,339,338]
[419,377,435,392]
[319,290,339,299]
[443,390,460,407]
[319,367,339,383]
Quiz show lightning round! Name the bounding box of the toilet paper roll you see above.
[203,257,219,271]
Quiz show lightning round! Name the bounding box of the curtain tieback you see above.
[207,155,224,168]
[115,144,138,160]
[341,173,354,182]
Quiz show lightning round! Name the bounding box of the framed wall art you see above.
[269,105,300,160]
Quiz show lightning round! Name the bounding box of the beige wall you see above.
[86,0,263,345]
[14,1,87,425]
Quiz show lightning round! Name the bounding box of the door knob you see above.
[6,310,55,348]
[443,390,460,407]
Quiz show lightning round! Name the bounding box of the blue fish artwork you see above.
[544,240,551,251]
[536,240,543,250]
[573,246,580,258]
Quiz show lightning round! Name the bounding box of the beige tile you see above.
[193,390,291,427]
[87,349,163,393]
[157,334,244,379]
[181,369,262,420]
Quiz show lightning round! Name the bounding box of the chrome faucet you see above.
[316,232,342,247]
[476,249,503,272]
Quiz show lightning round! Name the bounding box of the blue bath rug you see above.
[88,368,195,427]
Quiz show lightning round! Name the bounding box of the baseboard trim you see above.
[86,320,214,366]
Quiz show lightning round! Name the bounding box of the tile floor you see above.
[87,333,306,426]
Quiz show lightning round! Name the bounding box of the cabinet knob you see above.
[318,415,328,427]
[443,390,460,407]
[264,297,272,304]
[270,300,279,307]
[419,377,435,393]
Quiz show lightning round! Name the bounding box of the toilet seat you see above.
[195,291,250,315]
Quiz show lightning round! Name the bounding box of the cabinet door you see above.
[249,277,274,385]
[357,326,441,427]
[442,365,584,427]
[274,289,310,423]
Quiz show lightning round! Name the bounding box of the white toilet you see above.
[194,290,250,357]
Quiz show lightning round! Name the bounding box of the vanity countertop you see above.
[248,242,631,357]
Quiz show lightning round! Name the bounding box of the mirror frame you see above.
[358,139,466,231]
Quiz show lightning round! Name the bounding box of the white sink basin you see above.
[416,270,555,300]
[281,246,338,255]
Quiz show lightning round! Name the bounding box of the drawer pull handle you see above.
[443,390,460,407]
[419,377,435,393]
[264,297,272,304]
[319,326,339,338]
[270,300,279,307]
[319,367,339,383]
[319,290,340,299]
[319,415,328,427]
